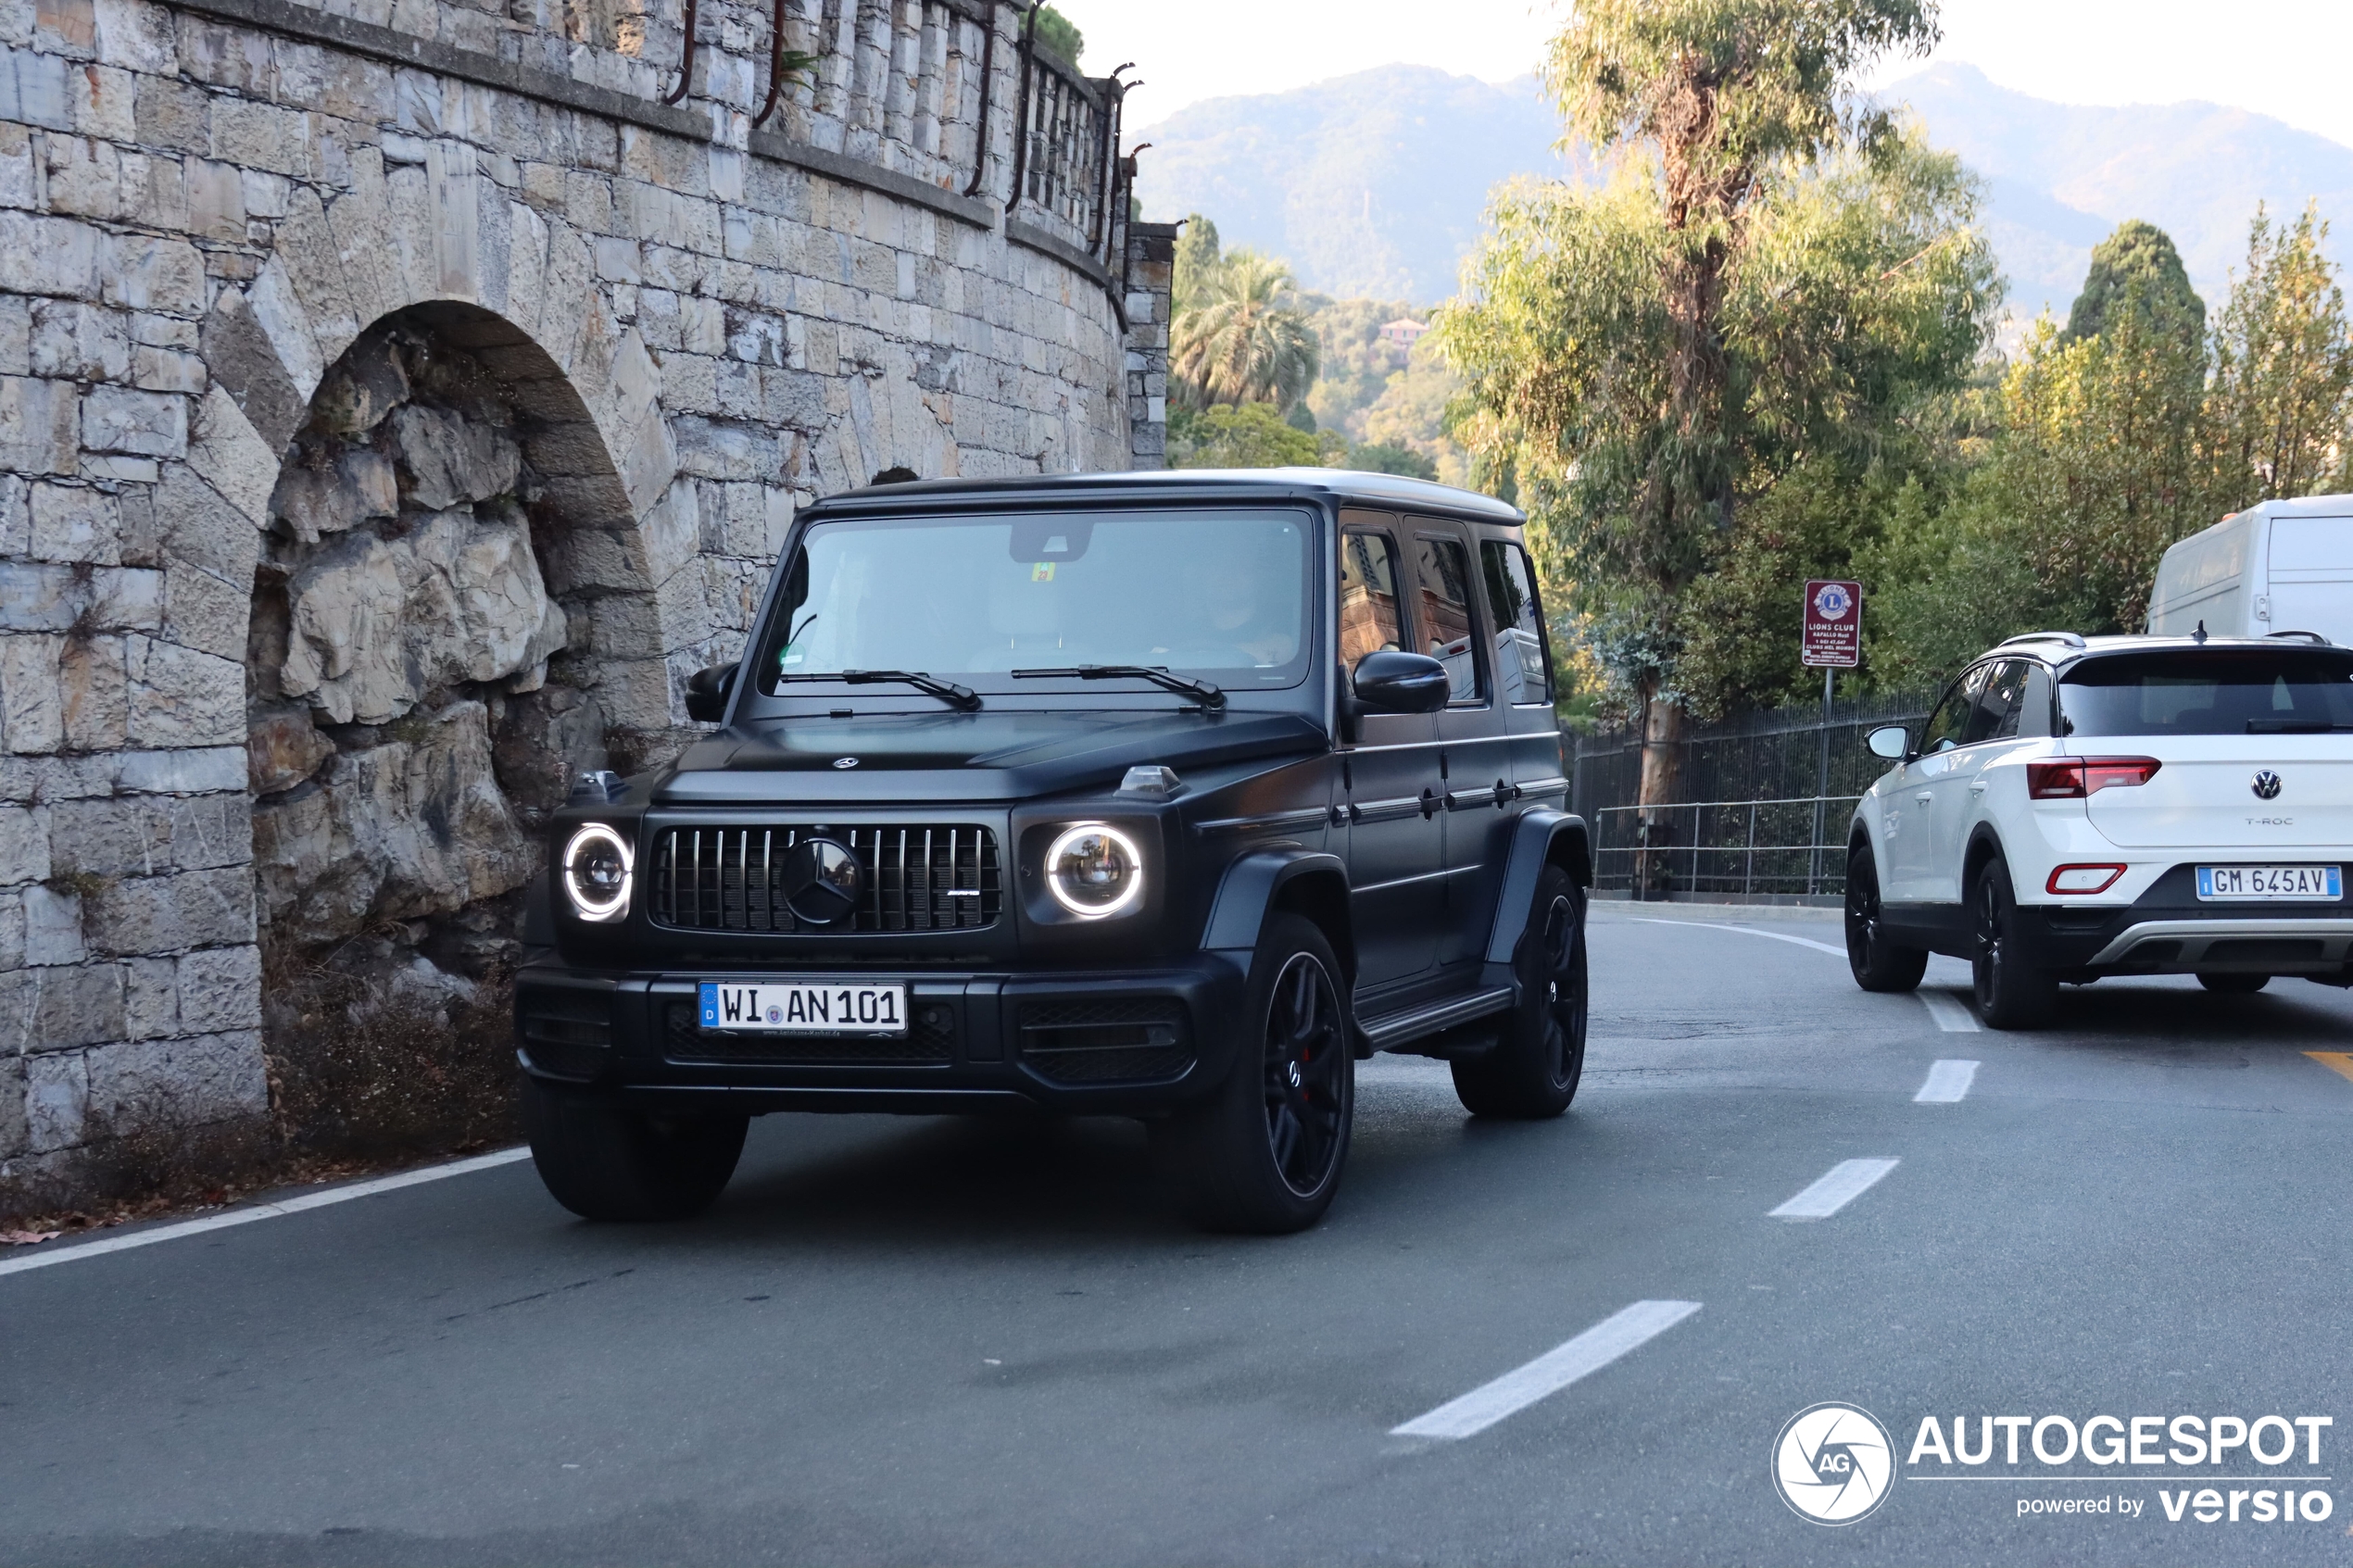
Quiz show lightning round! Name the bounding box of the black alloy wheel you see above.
[1971,856,2057,1030]
[1845,844,1928,993]
[1152,913,1354,1234]
[1453,863,1588,1118]
[1262,950,1350,1196]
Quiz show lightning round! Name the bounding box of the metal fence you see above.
[1571,688,1936,899]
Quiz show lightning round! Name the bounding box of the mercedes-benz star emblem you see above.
[781,836,862,924]
[2253,770,2284,800]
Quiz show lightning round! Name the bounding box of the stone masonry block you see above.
[23,1047,87,1151]
[21,883,80,964]
[0,961,124,1055]
[0,376,81,474]
[124,951,173,1038]
[175,944,258,1033]
[83,1029,266,1131]
[49,791,247,878]
[123,634,243,748]
[86,865,253,955]
[0,802,43,884]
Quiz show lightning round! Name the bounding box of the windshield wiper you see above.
[776,670,981,711]
[2246,719,2353,733]
[1012,665,1227,709]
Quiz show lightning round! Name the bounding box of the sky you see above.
[1051,0,2353,151]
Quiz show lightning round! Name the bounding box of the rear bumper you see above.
[2015,863,2353,975]
[512,953,1250,1116]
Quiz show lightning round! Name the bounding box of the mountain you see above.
[1131,67,1573,304]
[1133,61,2353,320]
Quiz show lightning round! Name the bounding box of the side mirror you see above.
[684,660,738,723]
[1352,650,1450,714]
[1866,723,1910,761]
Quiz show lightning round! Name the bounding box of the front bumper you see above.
[513,954,1250,1116]
[2018,863,2353,976]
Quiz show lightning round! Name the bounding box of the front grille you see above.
[663,999,956,1064]
[1018,998,1193,1085]
[518,985,613,1079]
[649,825,1000,934]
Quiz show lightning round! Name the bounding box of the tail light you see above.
[2026,758,2162,799]
[2046,864,2127,895]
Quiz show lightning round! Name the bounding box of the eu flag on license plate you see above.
[698,982,720,1028]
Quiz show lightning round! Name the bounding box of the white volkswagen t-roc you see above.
[1844,632,2353,1027]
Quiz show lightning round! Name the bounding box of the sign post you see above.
[1803,581,1862,896]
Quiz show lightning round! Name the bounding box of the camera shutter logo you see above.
[2253,770,2283,800]
[1772,1402,1896,1524]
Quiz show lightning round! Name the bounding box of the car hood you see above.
[651,708,1328,805]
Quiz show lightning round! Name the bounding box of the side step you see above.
[1357,985,1516,1050]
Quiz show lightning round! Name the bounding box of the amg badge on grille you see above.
[782,836,862,923]
[2252,770,2284,800]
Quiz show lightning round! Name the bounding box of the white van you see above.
[2147,495,2353,644]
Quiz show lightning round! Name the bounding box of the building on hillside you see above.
[1379,319,1430,350]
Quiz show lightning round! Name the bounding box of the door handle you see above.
[1328,803,1349,827]
[1421,787,1438,819]
[1913,793,1932,806]
[1969,781,1988,794]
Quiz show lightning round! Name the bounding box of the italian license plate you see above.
[2196,865,2343,901]
[698,981,907,1035]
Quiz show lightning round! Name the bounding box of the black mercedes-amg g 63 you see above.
[516,469,1591,1233]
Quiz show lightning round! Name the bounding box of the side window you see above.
[1413,532,1484,703]
[1480,540,1554,704]
[1997,662,2055,739]
[1918,665,1986,754]
[1969,659,2030,744]
[1339,530,1406,670]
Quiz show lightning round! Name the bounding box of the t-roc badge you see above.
[2253,770,2284,800]
[782,836,862,924]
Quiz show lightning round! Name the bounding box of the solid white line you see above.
[0,1147,533,1281]
[1769,1157,1901,1221]
[1918,990,1982,1032]
[1390,1299,1703,1440]
[1629,918,1848,958]
[1915,1059,1981,1103]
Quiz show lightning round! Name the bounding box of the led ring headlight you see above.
[1045,823,1144,919]
[561,823,635,922]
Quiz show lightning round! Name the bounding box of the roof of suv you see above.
[1990,631,2350,672]
[807,467,1527,525]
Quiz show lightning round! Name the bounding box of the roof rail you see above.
[2265,629,2334,646]
[1996,631,2087,650]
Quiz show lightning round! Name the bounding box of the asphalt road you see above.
[6,904,2353,1566]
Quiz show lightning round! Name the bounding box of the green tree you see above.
[1439,0,1970,809]
[1174,214,1221,316]
[1031,5,1082,71]
[2206,201,2353,506]
[1348,442,1439,481]
[2064,220,2204,349]
[1168,403,1320,469]
[1172,248,1321,412]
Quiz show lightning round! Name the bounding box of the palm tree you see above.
[1172,249,1320,412]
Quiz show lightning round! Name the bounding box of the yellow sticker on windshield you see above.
[1031,562,1056,582]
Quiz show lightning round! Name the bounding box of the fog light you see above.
[562,823,634,922]
[2046,863,2126,895]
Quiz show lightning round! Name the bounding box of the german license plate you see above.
[698,981,907,1035]
[2196,865,2343,901]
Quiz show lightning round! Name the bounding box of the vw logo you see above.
[780,836,862,924]
[2253,770,2284,800]
[832,757,860,769]
[1771,1403,1895,1525]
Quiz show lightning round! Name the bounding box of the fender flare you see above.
[1483,809,1592,966]
[1202,848,1351,969]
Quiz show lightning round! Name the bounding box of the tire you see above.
[2198,972,2271,995]
[1453,864,1588,1118]
[522,1077,749,1222]
[1845,843,1929,994]
[1153,913,1354,1234]
[1971,856,2058,1030]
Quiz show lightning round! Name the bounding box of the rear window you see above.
[2059,649,2353,736]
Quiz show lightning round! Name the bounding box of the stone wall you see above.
[0,0,1171,1209]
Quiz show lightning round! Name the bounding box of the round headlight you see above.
[1045,823,1144,919]
[562,823,634,922]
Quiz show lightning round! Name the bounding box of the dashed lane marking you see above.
[2307,1052,2353,1085]
[1628,918,1848,958]
[0,1147,533,1282]
[1914,1059,1981,1103]
[1918,990,1982,1032]
[1390,1299,1704,1440]
[1769,1157,1902,1221]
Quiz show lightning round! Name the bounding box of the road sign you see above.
[1803,579,1861,669]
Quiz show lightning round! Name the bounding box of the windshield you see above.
[759,508,1313,693]
[2059,649,2353,735]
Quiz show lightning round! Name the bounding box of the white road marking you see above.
[1918,989,1982,1032]
[1914,1059,1981,1103]
[0,1147,533,1282]
[1628,918,1847,958]
[1391,1299,1703,1440]
[1769,1157,1901,1221]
